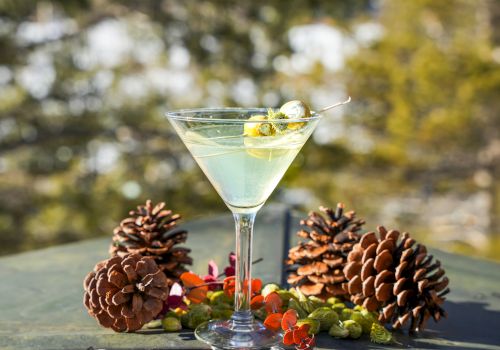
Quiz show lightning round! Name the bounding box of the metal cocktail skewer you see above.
[317,96,351,113]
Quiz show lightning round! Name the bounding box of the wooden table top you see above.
[1,205,499,350]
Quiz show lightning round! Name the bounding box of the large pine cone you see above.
[287,203,365,299]
[83,254,169,332]
[109,200,192,284]
[343,226,450,332]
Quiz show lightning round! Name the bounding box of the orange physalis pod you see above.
[250,295,264,310]
[223,276,236,297]
[263,312,283,331]
[264,292,283,314]
[243,278,263,295]
[293,324,310,344]
[281,309,298,331]
[180,272,208,304]
[283,329,294,346]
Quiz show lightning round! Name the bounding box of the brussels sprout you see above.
[164,310,181,319]
[211,306,233,320]
[343,320,363,339]
[253,307,267,321]
[162,317,182,331]
[288,287,299,299]
[350,311,373,334]
[353,305,364,312]
[143,319,162,329]
[326,297,342,305]
[296,318,320,335]
[307,307,339,331]
[261,283,280,298]
[296,289,315,313]
[361,309,379,324]
[340,308,354,321]
[181,304,212,329]
[277,290,296,307]
[331,302,346,314]
[370,322,394,344]
[308,296,328,309]
[209,290,232,305]
[288,298,308,319]
[329,323,349,338]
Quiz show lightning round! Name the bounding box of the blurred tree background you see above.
[0,0,498,260]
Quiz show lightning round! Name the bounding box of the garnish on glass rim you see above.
[243,97,351,138]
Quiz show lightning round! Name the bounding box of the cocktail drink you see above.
[166,101,347,349]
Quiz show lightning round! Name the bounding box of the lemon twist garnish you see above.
[244,115,275,137]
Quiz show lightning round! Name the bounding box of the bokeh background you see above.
[0,0,499,261]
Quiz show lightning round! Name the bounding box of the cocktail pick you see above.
[318,96,351,113]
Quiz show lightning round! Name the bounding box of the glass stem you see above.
[231,211,256,325]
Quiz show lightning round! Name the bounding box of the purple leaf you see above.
[207,260,219,278]
[228,252,236,267]
[166,295,184,309]
[224,266,235,277]
[203,275,219,291]
[165,282,186,309]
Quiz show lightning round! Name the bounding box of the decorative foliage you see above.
[82,199,449,350]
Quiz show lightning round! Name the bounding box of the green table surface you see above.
[1,204,500,350]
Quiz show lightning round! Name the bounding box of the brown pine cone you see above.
[287,203,365,299]
[343,226,450,332]
[83,254,169,332]
[109,200,192,284]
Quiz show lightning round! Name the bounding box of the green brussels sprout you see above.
[163,310,181,319]
[288,287,299,299]
[209,290,232,305]
[296,289,315,313]
[143,319,162,329]
[261,283,280,298]
[308,296,327,309]
[162,317,182,331]
[343,320,363,339]
[329,323,349,338]
[288,298,308,319]
[253,307,267,321]
[353,305,364,312]
[340,308,354,321]
[277,290,297,307]
[211,306,233,320]
[181,304,212,329]
[307,307,339,331]
[326,297,342,305]
[361,309,379,323]
[370,322,394,344]
[296,318,320,335]
[350,311,373,334]
[331,302,346,314]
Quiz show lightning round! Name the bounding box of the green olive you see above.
[279,100,311,119]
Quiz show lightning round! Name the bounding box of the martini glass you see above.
[166,108,322,349]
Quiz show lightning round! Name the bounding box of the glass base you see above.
[194,317,282,349]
